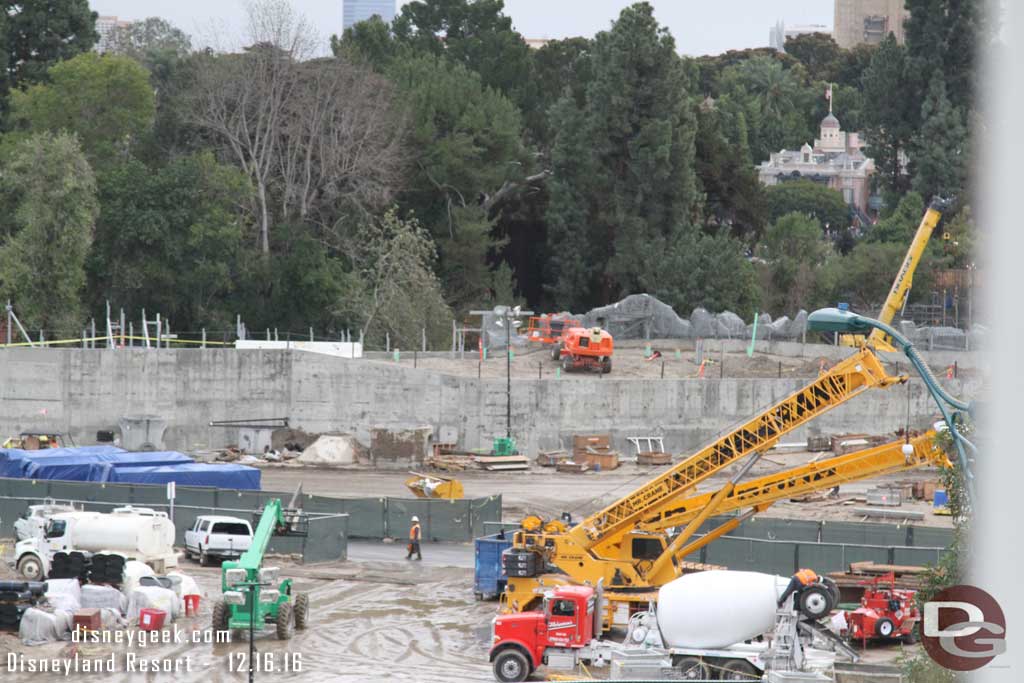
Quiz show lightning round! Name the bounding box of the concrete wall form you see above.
[0,348,982,457]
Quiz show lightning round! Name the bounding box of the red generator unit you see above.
[845,572,919,646]
[555,327,614,373]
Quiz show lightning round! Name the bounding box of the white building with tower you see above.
[756,87,876,221]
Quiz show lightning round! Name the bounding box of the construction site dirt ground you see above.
[370,338,981,382]
[0,543,916,683]
[259,456,953,529]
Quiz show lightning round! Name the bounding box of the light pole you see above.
[492,305,529,455]
[807,307,976,503]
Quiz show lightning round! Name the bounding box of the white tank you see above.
[54,511,176,559]
[656,570,790,649]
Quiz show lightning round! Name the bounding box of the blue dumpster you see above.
[474,532,514,600]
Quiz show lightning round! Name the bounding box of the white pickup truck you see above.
[184,516,253,566]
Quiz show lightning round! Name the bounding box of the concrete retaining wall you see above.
[0,348,983,456]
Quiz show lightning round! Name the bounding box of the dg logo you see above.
[922,585,1007,671]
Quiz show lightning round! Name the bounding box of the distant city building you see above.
[95,15,131,53]
[343,0,396,31]
[757,97,877,221]
[524,38,550,50]
[833,0,909,48]
[769,21,833,52]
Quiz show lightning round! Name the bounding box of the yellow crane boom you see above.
[641,430,946,586]
[842,198,947,351]
[503,346,908,620]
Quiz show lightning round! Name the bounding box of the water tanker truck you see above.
[15,506,177,580]
[489,570,846,682]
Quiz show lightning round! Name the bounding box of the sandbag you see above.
[127,586,179,623]
[80,584,127,614]
[122,561,156,597]
[167,571,201,599]
[19,607,72,645]
[44,578,82,613]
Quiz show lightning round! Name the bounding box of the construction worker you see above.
[406,515,422,561]
[778,568,818,607]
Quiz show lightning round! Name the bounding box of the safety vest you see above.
[795,568,818,585]
[409,523,421,541]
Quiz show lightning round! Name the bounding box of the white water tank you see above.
[58,511,175,558]
[656,570,789,649]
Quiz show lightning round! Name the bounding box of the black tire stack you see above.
[0,581,47,632]
[88,554,126,587]
[49,551,91,581]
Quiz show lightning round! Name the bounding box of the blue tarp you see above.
[106,463,261,490]
[23,450,194,481]
[0,446,128,478]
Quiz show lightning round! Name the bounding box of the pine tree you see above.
[545,3,698,310]
[861,34,913,200]
[910,73,968,200]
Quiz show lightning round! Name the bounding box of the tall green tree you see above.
[784,33,840,83]
[910,73,968,200]
[387,54,526,307]
[866,192,925,243]
[861,34,913,201]
[717,56,812,161]
[1,1,97,96]
[388,0,531,103]
[760,212,833,314]
[0,132,99,335]
[342,209,454,348]
[86,153,249,330]
[521,37,593,151]
[545,2,698,309]
[765,181,850,233]
[10,53,155,169]
[694,103,767,241]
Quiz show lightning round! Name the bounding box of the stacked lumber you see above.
[828,561,929,591]
[475,455,530,471]
[425,454,476,472]
[536,449,570,467]
[556,461,589,474]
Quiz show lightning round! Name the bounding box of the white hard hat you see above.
[411,516,420,522]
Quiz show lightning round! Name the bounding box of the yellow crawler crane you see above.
[840,198,948,351]
[502,346,909,626]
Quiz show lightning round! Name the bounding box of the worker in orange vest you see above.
[778,568,818,607]
[406,515,422,560]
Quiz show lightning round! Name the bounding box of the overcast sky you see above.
[88,0,833,56]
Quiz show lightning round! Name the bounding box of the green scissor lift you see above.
[212,497,310,640]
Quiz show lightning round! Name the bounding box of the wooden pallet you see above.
[637,451,672,466]
[556,461,589,474]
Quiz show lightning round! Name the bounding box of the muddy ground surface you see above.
[370,338,980,382]
[260,454,952,529]
[0,545,495,683]
[0,542,914,683]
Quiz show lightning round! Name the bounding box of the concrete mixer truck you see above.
[14,506,178,580]
[489,570,849,682]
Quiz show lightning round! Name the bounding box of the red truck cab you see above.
[490,585,596,682]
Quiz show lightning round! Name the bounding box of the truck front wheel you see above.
[492,649,530,682]
[17,554,43,581]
